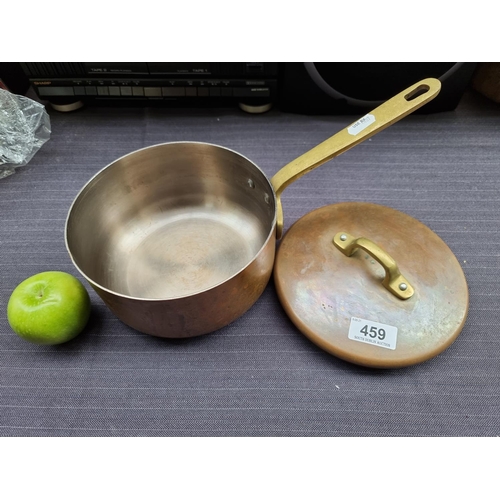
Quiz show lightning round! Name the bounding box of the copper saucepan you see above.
[65,78,441,338]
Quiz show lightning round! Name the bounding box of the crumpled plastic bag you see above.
[0,88,51,179]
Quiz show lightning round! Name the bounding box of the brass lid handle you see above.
[333,232,414,300]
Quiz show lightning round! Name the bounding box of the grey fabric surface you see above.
[1,91,499,436]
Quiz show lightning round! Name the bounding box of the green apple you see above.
[7,271,91,345]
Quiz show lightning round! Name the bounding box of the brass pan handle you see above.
[270,78,441,239]
[332,232,414,300]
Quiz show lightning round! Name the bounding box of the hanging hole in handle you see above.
[404,84,431,101]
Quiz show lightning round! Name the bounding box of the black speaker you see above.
[0,62,30,95]
[277,63,477,114]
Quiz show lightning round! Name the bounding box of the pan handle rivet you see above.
[247,179,255,189]
[340,234,347,241]
[399,283,408,291]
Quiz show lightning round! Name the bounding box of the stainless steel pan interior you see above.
[66,142,276,300]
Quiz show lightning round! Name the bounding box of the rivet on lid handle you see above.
[332,232,414,300]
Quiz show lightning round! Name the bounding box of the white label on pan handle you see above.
[348,317,398,350]
[347,114,376,136]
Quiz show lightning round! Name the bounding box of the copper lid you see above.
[274,202,469,368]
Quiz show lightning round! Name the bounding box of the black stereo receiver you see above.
[20,62,278,112]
